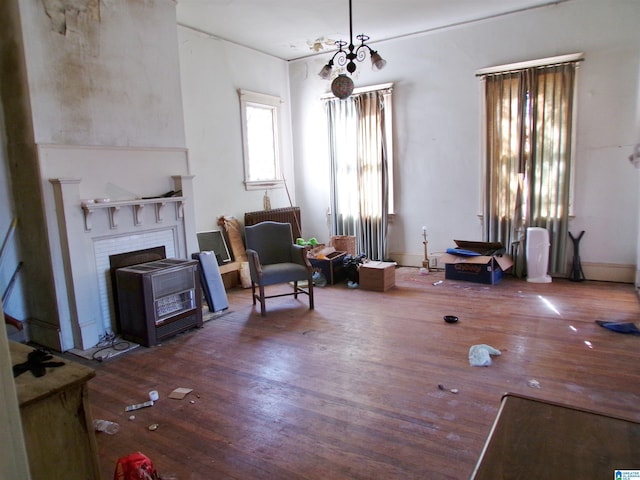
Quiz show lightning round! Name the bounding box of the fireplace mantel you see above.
[43,175,198,352]
[81,197,185,230]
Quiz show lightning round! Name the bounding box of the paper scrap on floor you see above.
[168,387,193,399]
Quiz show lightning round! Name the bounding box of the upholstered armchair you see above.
[244,221,314,316]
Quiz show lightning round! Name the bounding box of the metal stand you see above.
[568,231,585,282]
[422,228,430,270]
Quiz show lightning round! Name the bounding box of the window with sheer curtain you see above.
[325,86,393,261]
[480,57,580,276]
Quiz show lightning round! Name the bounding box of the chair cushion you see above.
[261,263,310,286]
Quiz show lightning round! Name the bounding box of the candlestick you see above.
[422,226,429,269]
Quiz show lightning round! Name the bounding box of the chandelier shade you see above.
[319,0,386,97]
[370,51,386,70]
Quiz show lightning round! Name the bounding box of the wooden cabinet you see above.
[10,342,100,480]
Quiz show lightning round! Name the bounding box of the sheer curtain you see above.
[483,62,576,275]
[326,89,391,261]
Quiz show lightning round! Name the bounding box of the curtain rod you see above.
[476,52,584,77]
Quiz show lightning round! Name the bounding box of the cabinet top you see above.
[10,341,95,407]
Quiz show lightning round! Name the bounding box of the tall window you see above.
[239,90,283,190]
[480,56,580,275]
[325,85,393,261]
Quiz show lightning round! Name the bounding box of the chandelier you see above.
[318,0,386,99]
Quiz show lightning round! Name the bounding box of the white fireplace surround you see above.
[94,228,177,335]
[44,171,198,352]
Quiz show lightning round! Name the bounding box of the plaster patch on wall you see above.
[42,0,100,35]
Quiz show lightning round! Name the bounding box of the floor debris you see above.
[596,320,640,335]
[438,384,459,394]
[168,387,193,400]
[469,344,501,366]
[125,400,154,412]
[527,379,541,388]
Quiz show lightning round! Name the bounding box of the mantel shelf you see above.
[81,196,185,230]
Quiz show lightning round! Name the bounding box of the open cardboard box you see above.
[440,240,513,284]
[308,250,346,284]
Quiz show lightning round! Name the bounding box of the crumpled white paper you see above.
[469,344,501,367]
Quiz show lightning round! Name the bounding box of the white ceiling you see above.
[175,0,566,61]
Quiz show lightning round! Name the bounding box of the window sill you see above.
[244,180,284,191]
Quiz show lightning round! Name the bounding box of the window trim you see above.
[475,52,584,76]
[238,89,284,190]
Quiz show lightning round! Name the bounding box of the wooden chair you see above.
[244,221,314,316]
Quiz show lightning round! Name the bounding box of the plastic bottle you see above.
[93,419,120,434]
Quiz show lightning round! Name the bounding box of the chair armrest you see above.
[290,244,312,268]
[245,249,262,281]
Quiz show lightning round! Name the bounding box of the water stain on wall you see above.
[42,0,100,35]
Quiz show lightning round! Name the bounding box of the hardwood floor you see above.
[86,267,640,479]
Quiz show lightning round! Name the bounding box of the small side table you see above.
[11,342,100,480]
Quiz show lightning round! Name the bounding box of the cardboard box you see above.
[441,247,513,285]
[309,251,346,285]
[359,261,396,291]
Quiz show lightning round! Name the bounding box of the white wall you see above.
[289,0,640,280]
[178,26,296,233]
[3,0,194,351]
[21,0,186,148]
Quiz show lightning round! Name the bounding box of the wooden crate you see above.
[359,261,396,292]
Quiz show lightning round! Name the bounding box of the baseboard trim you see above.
[390,253,635,284]
[27,318,63,352]
[576,262,635,283]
